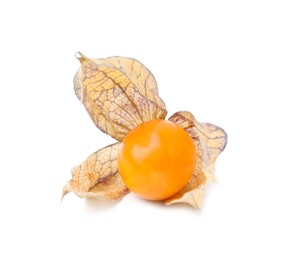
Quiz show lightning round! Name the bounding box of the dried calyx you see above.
[62,54,227,208]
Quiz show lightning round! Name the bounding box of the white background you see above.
[1,0,292,259]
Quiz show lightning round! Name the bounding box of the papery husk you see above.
[165,111,227,208]
[62,143,129,201]
[74,53,167,141]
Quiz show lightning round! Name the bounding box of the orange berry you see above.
[118,119,196,200]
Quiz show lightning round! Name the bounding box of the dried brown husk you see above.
[74,53,167,141]
[63,54,167,201]
[63,54,227,207]
[165,111,227,207]
[62,143,129,201]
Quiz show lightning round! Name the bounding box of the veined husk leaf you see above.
[165,111,227,208]
[62,143,129,201]
[74,53,167,141]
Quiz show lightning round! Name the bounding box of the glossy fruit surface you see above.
[118,119,196,200]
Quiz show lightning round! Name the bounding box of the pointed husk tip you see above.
[75,52,87,62]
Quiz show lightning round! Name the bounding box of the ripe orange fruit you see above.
[118,119,196,200]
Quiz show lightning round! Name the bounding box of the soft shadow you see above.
[136,196,202,213]
[84,197,117,213]
[164,202,203,214]
[137,197,165,208]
